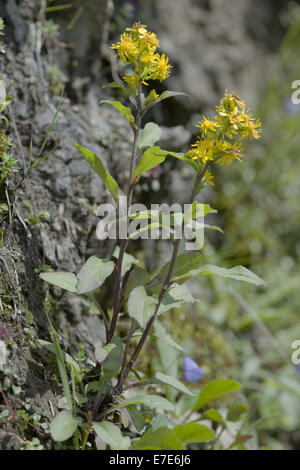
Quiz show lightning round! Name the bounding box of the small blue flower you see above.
[283,97,300,116]
[183,356,205,383]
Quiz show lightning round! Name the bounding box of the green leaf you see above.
[45,316,74,414]
[137,122,161,151]
[0,96,13,113]
[39,272,77,293]
[128,286,156,328]
[150,414,174,430]
[188,202,218,218]
[94,344,109,364]
[150,332,184,352]
[191,264,266,287]
[72,143,119,201]
[103,81,127,91]
[93,421,131,450]
[101,100,135,129]
[155,372,194,396]
[133,146,167,183]
[173,423,215,444]
[113,247,139,277]
[128,222,161,240]
[111,394,174,412]
[132,329,184,353]
[193,379,241,412]
[77,256,114,294]
[38,340,81,376]
[226,404,248,422]
[102,336,124,374]
[143,90,188,114]
[158,284,196,315]
[124,268,151,299]
[154,322,179,391]
[148,253,201,293]
[127,405,145,433]
[167,151,199,172]
[158,90,189,102]
[50,411,80,442]
[130,427,185,450]
[203,408,226,426]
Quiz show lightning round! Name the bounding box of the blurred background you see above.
[1,0,300,449]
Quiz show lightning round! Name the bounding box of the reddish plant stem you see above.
[107,83,142,343]
[112,161,214,395]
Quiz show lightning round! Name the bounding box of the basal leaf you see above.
[93,421,131,450]
[50,411,81,442]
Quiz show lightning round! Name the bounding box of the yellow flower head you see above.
[216,142,244,166]
[150,54,172,81]
[218,92,245,115]
[197,117,220,137]
[187,91,261,171]
[111,24,171,84]
[187,139,215,163]
[111,33,139,64]
[126,22,148,39]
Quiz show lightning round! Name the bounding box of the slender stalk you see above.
[107,82,142,343]
[112,162,213,395]
[118,318,136,379]
[113,239,180,396]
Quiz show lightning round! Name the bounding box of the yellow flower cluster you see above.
[111,22,172,89]
[187,92,261,176]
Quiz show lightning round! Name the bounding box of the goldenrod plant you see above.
[40,23,265,450]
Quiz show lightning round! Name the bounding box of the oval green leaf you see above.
[40,272,77,293]
[50,411,80,442]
